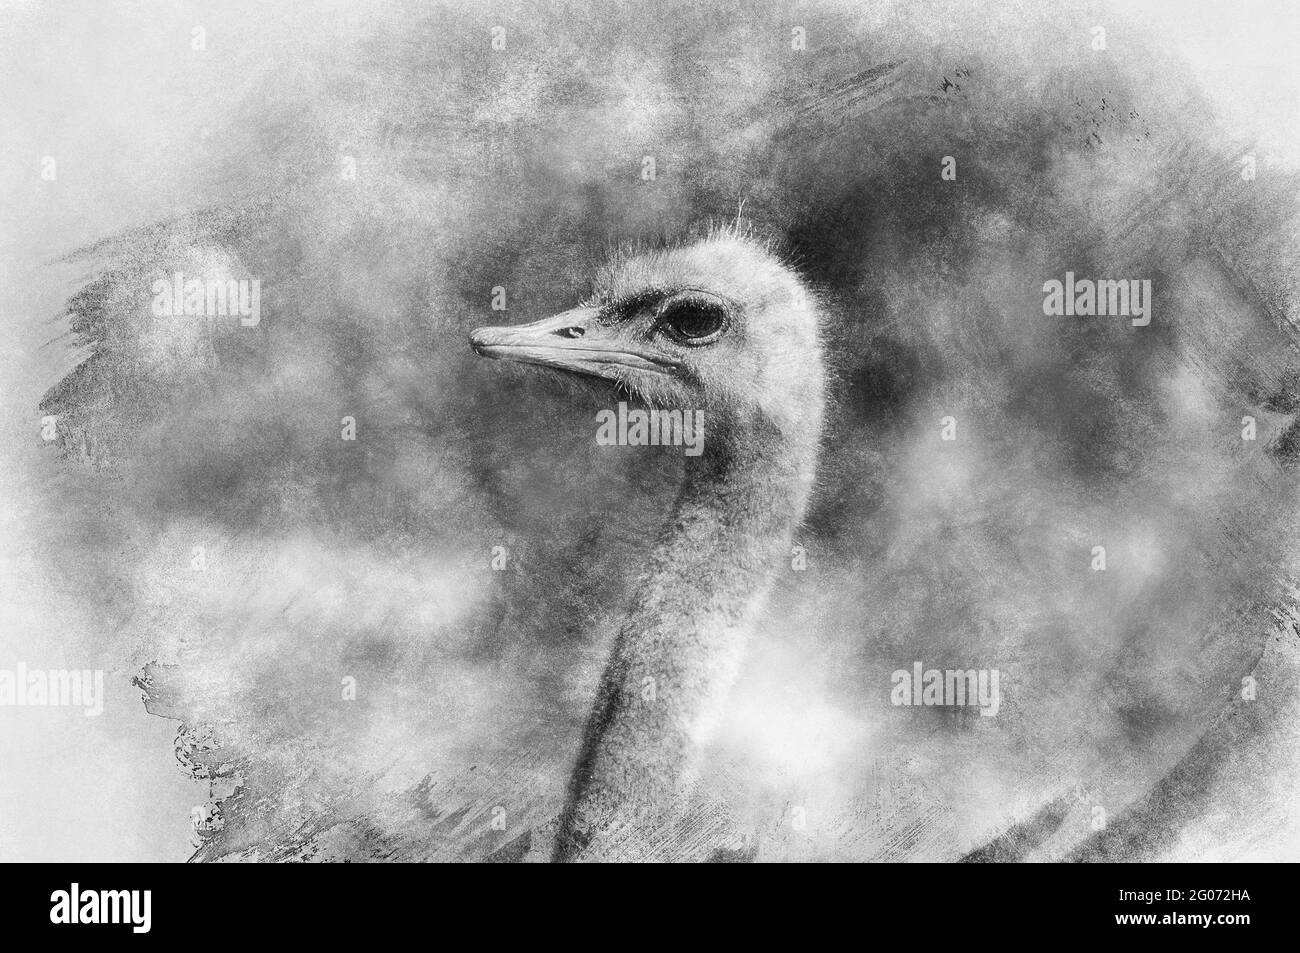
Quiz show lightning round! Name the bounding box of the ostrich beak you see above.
[469,308,679,379]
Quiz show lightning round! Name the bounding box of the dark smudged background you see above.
[4,0,1300,860]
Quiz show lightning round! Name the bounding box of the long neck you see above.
[554,410,820,861]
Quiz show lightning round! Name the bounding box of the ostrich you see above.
[470,232,825,860]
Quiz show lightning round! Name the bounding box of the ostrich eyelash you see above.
[593,288,671,325]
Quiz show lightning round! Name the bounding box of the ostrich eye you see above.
[657,299,726,345]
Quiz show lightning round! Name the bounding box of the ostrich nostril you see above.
[557,326,585,339]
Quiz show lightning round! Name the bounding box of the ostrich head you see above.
[469,233,824,441]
